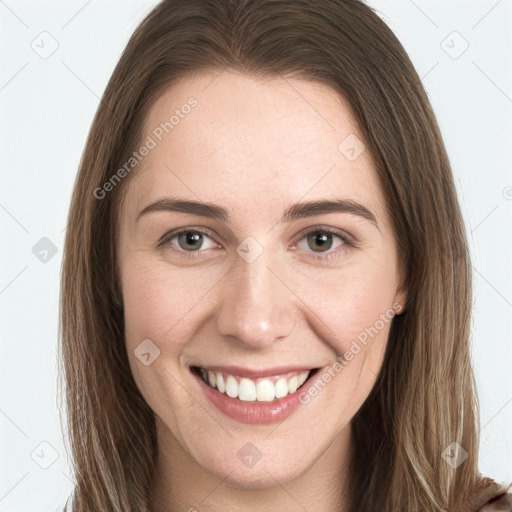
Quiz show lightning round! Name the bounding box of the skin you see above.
[117,70,406,512]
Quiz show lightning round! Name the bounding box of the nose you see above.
[215,251,296,349]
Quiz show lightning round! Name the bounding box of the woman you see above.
[59,0,511,510]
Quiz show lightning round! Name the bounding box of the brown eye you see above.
[306,231,334,252]
[159,228,219,254]
[177,231,204,251]
[293,226,353,261]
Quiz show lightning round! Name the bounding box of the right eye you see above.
[158,227,222,259]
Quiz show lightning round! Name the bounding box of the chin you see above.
[192,439,312,490]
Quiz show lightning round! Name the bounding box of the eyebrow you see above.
[136,197,378,227]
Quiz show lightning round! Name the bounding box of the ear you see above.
[392,266,408,315]
[392,287,407,315]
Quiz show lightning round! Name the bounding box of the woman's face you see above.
[118,70,406,489]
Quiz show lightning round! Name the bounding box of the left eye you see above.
[294,228,349,254]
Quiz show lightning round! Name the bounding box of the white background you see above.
[0,1,511,510]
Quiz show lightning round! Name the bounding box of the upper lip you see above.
[191,364,318,379]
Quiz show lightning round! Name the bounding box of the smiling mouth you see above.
[191,366,319,402]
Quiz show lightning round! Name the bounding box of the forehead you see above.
[121,70,386,226]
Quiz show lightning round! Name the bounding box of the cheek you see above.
[293,256,398,406]
[298,257,398,348]
[121,257,217,351]
[120,257,214,438]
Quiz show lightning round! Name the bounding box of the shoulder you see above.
[479,490,512,511]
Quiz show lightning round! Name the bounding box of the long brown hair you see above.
[59,0,508,510]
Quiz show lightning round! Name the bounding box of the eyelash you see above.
[158,225,355,262]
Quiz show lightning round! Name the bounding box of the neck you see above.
[150,418,353,512]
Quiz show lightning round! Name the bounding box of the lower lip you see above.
[193,370,320,424]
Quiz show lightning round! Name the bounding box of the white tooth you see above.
[274,377,289,398]
[238,378,257,401]
[216,372,225,393]
[288,375,298,394]
[256,379,275,402]
[207,370,216,388]
[297,370,310,387]
[225,375,238,398]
